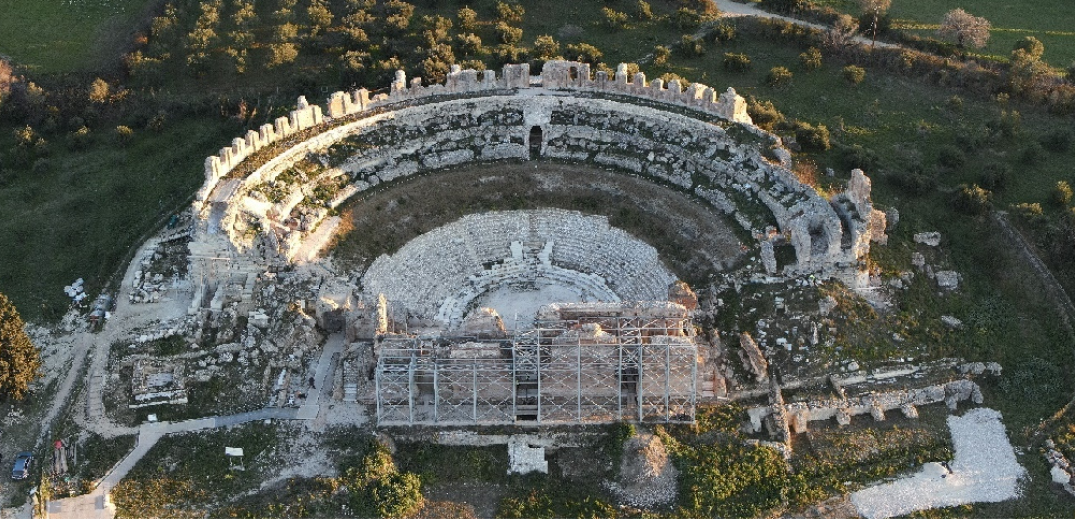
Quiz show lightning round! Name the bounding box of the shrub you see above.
[1012,202,1044,221]
[747,99,785,131]
[799,47,822,71]
[653,45,671,67]
[708,22,736,43]
[794,121,831,151]
[495,2,525,23]
[766,66,793,88]
[495,22,523,45]
[68,126,92,150]
[947,95,963,112]
[636,1,653,21]
[565,43,602,64]
[457,6,477,31]
[1012,36,1044,59]
[532,35,559,60]
[1053,181,1073,206]
[658,73,689,91]
[674,8,705,31]
[88,78,110,103]
[889,164,936,195]
[368,472,423,518]
[602,7,629,30]
[31,157,51,173]
[1041,128,1074,153]
[978,163,1010,191]
[761,0,808,14]
[987,110,1021,138]
[115,125,134,145]
[838,143,879,171]
[678,35,705,58]
[723,52,752,72]
[937,145,966,168]
[1020,141,1044,165]
[842,65,866,85]
[953,184,992,214]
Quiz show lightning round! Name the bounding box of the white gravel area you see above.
[851,408,1026,518]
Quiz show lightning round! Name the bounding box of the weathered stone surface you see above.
[936,270,960,289]
[914,232,941,246]
[739,332,769,383]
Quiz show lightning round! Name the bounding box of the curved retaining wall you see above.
[192,61,881,274]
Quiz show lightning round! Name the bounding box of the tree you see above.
[457,6,478,31]
[0,59,14,110]
[653,45,671,67]
[88,78,110,103]
[602,7,629,30]
[532,35,560,60]
[458,33,485,57]
[495,2,525,23]
[636,1,653,21]
[766,66,793,88]
[0,293,42,401]
[799,47,823,71]
[306,0,335,37]
[1013,36,1045,59]
[857,0,890,48]
[842,65,866,84]
[823,14,858,49]
[495,22,523,45]
[566,43,603,64]
[938,9,991,50]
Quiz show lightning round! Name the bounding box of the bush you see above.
[1012,202,1044,221]
[889,164,936,195]
[838,143,879,171]
[68,126,92,150]
[799,47,822,71]
[794,121,831,151]
[678,35,705,58]
[658,73,689,91]
[723,52,752,72]
[708,22,736,43]
[368,472,423,518]
[636,1,653,21]
[953,184,992,215]
[1020,141,1045,165]
[31,157,51,173]
[115,125,134,145]
[761,0,808,14]
[978,163,1010,191]
[747,98,785,131]
[147,111,167,132]
[842,65,866,85]
[673,8,706,31]
[1041,128,1074,153]
[565,43,602,64]
[653,45,671,67]
[495,22,523,45]
[937,145,966,168]
[602,7,629,30]
[1053,181,1073,206]
[766,66,793,88]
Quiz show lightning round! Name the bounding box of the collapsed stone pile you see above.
[608,433,679,508]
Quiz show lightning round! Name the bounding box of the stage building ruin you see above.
[375,302,698,425]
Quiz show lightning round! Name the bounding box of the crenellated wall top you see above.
[195,61,755,205]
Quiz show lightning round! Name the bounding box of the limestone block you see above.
[935,271,960,289]
[914,231,941,246]
[901,403,919,419]
[942,316,964,329]
[760,241,778,274]
[835,408,851,426]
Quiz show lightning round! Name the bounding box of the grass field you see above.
[0,0,155,73]
[813,0,1075,67]
[0,115,228,321]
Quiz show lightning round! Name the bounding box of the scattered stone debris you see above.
[941,316,964,329]
[738,332,769,383]
[935,271,961,290]
[608,433,678,508]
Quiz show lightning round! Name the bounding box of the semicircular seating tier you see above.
[188,60,886,280]
[361,209,677,327]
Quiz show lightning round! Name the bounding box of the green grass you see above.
[0,0,154,73]
[813,0,1075,67]
[0,115,229,321]
[111,422,282,518]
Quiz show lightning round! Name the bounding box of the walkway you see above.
[712,0,900,49]
[45,329,345,519]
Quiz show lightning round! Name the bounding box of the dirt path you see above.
[992,211,1075,336]
[712,0,900,49]
[45,330,345,519]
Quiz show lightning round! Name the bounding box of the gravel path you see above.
[851,408,1026,518]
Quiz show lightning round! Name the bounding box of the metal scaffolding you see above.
[375,314,697,425]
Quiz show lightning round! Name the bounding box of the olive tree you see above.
[0,293,42,401]
[938,9,991,50]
